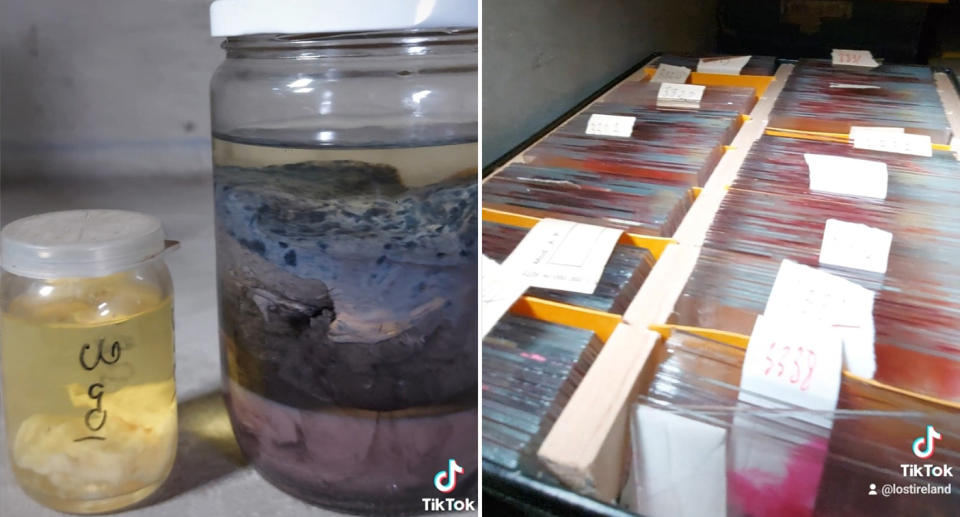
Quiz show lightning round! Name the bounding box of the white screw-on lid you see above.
[210,0,478,37]
[1,210,169,279]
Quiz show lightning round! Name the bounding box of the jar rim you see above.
[221,28,477,53]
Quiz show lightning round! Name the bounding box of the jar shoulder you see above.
[1,261,173,324]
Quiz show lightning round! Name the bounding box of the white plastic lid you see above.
[1,210,169,279]
[210,0,478,37]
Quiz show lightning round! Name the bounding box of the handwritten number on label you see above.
[790,347,802,384]
[837,53,861,65]
[79,339,122,370]
[777,346,788,377]
[76,339,123,442]
[764,342,776,375]
[763,341,817,392]
[84,383,107,431]
[801,350,817,391]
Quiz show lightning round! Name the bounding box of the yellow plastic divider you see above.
[482,207,541,228]
[649,323,749,348]
[690,72,775,99]
[649,323,960,411]
[641,67,661,80]
[617,234,675,260]
[692,187,703,198]
[765,127,953,153]
[481,207,677,260]
[511,296,622,342]
[642,68,771,103]
[764,127,849,144]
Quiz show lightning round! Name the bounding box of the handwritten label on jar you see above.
[697,55,751,75]
[585,114,635,138]
[831,49,879,68]
[804,153,888,199]
[650,64,691,84]
[763,259,877,380]
[656,83,705,109]
[819,219,893,274]
[75,338,123,442]
[740,314,843,429]
[502,218,622,294]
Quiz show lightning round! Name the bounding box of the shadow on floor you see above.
[134,390,248,508]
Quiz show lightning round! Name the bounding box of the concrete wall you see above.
[482,0,718,166]
[1,1,721,178]
[1,0,223,182]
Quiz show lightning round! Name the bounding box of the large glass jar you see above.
[209,6,478,513]
[0,210,178,514]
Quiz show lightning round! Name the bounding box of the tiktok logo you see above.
[912,425,942,459]
[423,459,475,511]
[433,459,464,494]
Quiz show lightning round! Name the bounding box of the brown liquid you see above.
[213,137,478,512]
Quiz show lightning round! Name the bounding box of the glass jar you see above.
[209,5,478,513]
[0,210,178,514]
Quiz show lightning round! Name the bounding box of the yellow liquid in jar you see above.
[1,275,177,514]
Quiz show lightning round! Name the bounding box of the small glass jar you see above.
[0,210,178,514]
[209,2,478,513]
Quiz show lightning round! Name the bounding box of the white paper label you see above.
[697,55,751,75]
[502,218,622,294]
[631,406,726,517]
[651,63,691,84]
[951,137,959,160]
[849,126,904,138]
[819,219,893,274]
[829,83,881,89]
[656,83,705,109]
[585,114,635,138]
[852,131,933,157]
[804,153,888,199]
[831,49,880,68]
[764,260,877,379]
[480,256,529,337]
[739,314,843,428]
